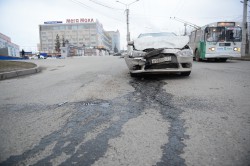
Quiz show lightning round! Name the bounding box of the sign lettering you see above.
[66,18,94,23]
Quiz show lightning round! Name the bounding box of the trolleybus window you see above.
[225,27,242,42]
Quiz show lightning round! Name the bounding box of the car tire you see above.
[195,50,201,62]
[181,71,191,76]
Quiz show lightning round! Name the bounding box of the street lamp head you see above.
[117,0,139,6]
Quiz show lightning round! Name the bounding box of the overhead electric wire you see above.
[69,0,124,23]
[89,0,123,10]
[170,0,183,16]
[70,0,93,9]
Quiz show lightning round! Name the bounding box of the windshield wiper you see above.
[232,38,236,45]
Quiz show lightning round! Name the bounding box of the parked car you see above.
[124,32,193,77]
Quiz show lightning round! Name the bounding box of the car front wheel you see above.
[180,71,191,76]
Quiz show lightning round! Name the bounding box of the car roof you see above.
[138,32,177,38]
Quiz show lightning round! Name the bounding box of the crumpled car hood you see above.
[133,36,189,51]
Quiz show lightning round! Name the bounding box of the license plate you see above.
[152,56,171,64]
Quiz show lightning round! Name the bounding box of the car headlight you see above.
[129,51,146,57]
[177,49,193,57]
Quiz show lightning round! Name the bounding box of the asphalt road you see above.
[0,56,250,166]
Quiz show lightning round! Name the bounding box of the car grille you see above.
[145,63,179,69]
[145,53,179,69]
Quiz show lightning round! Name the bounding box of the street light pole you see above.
[241,0,248,56]
[116,0,139,51]
[126,8,130,42]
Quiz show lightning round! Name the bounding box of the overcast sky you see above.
[0,0,244,52]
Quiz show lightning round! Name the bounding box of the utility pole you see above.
[116,0,139,51]
[241,0,248,57]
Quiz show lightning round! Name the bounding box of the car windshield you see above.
[138,32,176,38]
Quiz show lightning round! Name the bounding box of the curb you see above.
[230,56,250,61]
[0,66,41,80]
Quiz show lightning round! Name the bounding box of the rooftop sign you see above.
[44,21,63,24]
[217,22,235,27]
[66,18,94,24]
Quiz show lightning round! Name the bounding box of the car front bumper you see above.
[125,55,193,74]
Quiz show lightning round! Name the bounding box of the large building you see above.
[39,18,119,55]
[0,32,20,57]
[106,30,120,52]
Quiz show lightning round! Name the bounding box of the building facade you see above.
[0,32,20,57]
[106,30,120,53]
[39,19,114,55]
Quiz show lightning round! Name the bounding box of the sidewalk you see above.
[230,55,250,61]
[0,61,41,80]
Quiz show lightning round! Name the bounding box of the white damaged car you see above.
[124,32,193,77]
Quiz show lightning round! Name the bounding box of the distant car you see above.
[29,56,38,60]
[124,32,193,77]
[120,52,127,58]
[113,53,121,56]
[39,55,45,59]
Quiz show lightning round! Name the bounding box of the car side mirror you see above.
[127,41,134,46]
